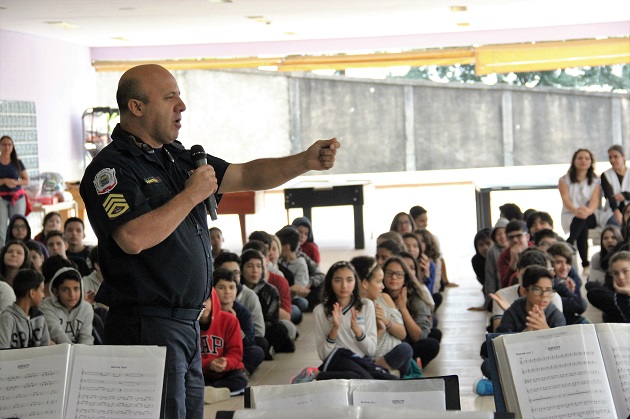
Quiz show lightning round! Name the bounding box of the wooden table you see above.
[217,191,256,245]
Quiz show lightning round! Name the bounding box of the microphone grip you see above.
[208,194,218,221]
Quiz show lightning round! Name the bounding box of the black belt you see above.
[112,306,205,321]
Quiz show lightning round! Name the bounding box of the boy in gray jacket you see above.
[40,267,94,344]
[0,269,50,348]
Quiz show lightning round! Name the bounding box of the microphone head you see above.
[190,145,207,166]
[190,144,205,158]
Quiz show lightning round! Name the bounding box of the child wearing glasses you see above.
[496,265,566,333]
[382,256,440,367]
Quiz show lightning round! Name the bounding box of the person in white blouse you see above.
[559,149,604,270]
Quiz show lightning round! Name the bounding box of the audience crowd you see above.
[1,146,629,402]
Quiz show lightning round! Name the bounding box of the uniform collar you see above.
[111,124,186,156]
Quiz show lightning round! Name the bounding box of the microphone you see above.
[190,145,218,221]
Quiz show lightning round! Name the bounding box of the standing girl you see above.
[0,135,29,248]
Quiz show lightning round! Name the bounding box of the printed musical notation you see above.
[65,349,164,419]
[500,325,618,419]
[0,343,166,419]
[596,322,630,419]
[0,360,66,418]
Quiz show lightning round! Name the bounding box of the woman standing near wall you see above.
[0,135,29,248]
[559,149,601,271]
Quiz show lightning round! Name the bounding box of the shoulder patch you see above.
[94,168,118,195]
[103,194,129,219]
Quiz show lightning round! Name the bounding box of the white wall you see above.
[0,29,96,182]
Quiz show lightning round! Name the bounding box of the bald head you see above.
[114,64,185,146]
[116,64,174,115]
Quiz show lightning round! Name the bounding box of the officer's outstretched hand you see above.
[187,164,218,204]
[305,138,340,171]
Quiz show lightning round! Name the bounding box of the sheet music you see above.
[64,345,166,419]
[498,324,616,419]
[595,323,630,419]
[0,344,72,419]
[252,380,349,409]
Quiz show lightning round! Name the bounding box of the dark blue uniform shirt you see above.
[80,124,230,309]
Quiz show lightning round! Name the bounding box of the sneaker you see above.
[473,378,494,396]
[204,386,230,404]
[290,367,318,384]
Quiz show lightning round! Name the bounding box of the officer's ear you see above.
[128,99,144,117]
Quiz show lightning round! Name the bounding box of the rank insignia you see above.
[103,194,129,219]
[94,168,118,195]
[144,176,162,184]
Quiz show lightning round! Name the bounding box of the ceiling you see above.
[0,0,628,57]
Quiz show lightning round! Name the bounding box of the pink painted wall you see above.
[0,29,96,181]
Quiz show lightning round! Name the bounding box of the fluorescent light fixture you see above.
[45,21,80,29]
[209,0,232,3]
[457,22,470,26]
[449,6,468,12]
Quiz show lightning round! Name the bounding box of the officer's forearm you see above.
[112,189,198,254]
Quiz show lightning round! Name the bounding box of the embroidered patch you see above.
[94,168,118,195]
[144,176,162,184]
[103,194,129,219]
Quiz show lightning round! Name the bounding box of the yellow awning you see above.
[475,38,630,75]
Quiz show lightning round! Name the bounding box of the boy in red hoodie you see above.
[199,288,248,403]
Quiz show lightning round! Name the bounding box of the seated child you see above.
[496,265,566,333]
[25,241,45,273]
[375,239,403,267]
[199,288,248,396]
[33,211,62,245]
[547,243,588,325]
[0,279,16,311]
[241,249,294,354]
[489,248,563,332]
[603,250,630,323]
[45,230,90,275]
[64,217,93,273]
[40,267,94,344]
[276,226,311,312]
[292,216,320,264]
[213,268,265,375]
[214,252,269,359]
[0,269,49,348]
[210,227,227,260]
[469,228,492,311]
[376,231,404,248]
[243,240,299,330]
[307,261,396,381]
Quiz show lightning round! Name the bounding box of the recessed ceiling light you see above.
[246,16,271,24]
[45,21,80,29]
[208,0,233,3]
[450,6,468,12]
[457,22,470,27]
[283,32,296,36]
[111,37,129,42]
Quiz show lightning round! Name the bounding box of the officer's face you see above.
[141,68,186,146]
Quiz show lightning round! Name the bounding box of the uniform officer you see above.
[80,64,339,418]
